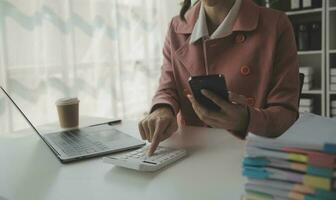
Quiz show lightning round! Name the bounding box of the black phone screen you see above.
[188,74,228,111]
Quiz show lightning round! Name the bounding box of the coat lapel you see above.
[174,0,260,76]
[175,39,205,76]
[174,2,205,76]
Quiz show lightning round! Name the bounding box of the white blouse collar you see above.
[190,0,242,44]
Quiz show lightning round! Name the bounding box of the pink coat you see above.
[151,0,299,137]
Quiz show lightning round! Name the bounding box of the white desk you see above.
[0,119,246,200]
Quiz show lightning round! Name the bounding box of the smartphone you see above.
[188,74,228,111]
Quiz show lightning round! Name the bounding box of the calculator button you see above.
[104,146,186,172]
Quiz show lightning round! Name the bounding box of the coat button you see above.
[240,66,251,76]
[246,97,255,106]
[235,33,246,43]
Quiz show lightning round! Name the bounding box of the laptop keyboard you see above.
[48,130,109,157]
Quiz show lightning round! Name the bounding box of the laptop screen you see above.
[0,87,33,135]
[0,86,61,135]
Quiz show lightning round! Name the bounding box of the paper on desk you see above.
[246,113,336,153]
[243,166,334,191]
[244,191,287,200]
[245,183,305,200]
[243,156,335,177]
[246,179,336,199]
[245,145,336,168]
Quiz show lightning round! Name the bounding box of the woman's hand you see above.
[187,90,249,132]
[138,106,178,156]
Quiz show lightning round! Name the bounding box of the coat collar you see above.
[190,0,243,43]
[232,0,260,32]
[174,0,260,76]
[175,0,260,34]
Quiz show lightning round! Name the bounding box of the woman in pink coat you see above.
[139,0,299,155]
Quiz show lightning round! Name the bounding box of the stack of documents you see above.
[330,68,336,91]
[331,100,336,118]
[299,98,313,114]
[300,67,314,91]
[242,113,336,200]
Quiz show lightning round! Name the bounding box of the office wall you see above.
[0,0,180,134]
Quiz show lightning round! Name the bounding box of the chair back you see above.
[298,73,305,106]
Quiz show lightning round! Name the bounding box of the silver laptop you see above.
[0,86,145,163]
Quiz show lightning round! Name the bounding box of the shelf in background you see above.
[329,7,336,11]
[298,50,322,55]
[286,8,322,16]
[329,91,336,95]
[302,90,322,94]
[330,49,336,54]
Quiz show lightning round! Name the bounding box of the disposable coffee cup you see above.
[56,97,80,128]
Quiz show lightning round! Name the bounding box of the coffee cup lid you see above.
[56,97,79,106]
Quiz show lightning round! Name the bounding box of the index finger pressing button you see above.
[148,120,169,156]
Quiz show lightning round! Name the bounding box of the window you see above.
[0,0,179,134]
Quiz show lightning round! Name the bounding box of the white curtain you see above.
[0,0,180,134]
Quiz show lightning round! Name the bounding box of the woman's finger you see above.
[148,119,156,142]
[188,94,223,122]
[188,94,239,129]
[148,119,169,156]
[228,91,247,105]
[160,120,177,142]
[138,120,146,140]
[201,89,231,110]
[142,119,151,142]
[188,94,208,117]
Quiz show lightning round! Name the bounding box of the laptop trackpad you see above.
[86,128,124,141]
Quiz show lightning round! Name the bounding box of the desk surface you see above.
[0,119,246,200]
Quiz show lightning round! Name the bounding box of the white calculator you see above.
[103,146,187,172]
